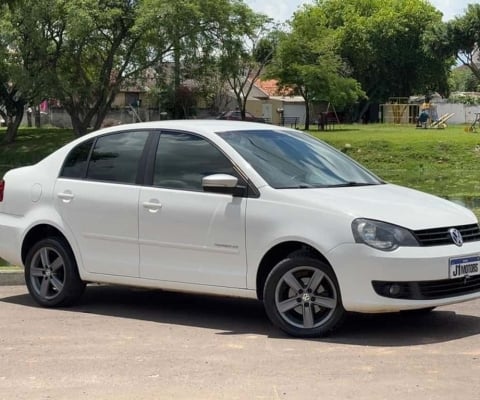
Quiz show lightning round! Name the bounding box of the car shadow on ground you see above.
[2,284,479,346]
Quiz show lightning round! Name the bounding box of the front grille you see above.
[413,224,480,247]
[373,276,480,300]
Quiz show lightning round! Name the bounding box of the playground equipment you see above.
[429,112,455,129]
[416,112,454,129]
[381,97,414,124]
[465,112,480,132]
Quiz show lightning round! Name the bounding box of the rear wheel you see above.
[25,237,85,307]
[263,256,345,337]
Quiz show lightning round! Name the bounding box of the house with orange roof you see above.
[224,78,307,125]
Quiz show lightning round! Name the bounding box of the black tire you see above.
[263,256,345,338]
[25,237,85,307]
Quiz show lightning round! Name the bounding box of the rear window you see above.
[60,139,94,179]
[86,131,149,184]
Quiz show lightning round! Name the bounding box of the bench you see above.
[317,112,337,130]
[280,116,299,128]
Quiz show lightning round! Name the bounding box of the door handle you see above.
[143,201,162,213]
[57,192,74,203]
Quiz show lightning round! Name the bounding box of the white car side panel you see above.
[54,179,140,277]
[245,189,353,290]
[0,213,25,266]
[139,187,247,287]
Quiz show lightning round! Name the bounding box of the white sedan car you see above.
[1,121,479,337]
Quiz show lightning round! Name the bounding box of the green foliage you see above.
[2,0,253,136]
[2,0,151,136]
[268,7,365,128]
[315,0,450,101]
[137,0,273,119]
[449,68,480,93]
[426,4,480,84]
[217,5,275,119]
[158,85,197,119]
[0,2,45,143]
[448,93,480,105]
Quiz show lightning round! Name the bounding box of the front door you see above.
[139,131,247,288]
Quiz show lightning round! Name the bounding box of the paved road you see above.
[0,284,479,400]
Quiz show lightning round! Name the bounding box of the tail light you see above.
[0,180,4,202]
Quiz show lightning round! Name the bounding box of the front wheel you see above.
[25,237,85,307]
[263,256,345,337]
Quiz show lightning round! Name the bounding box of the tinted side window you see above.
[86,131,149,184]
[60,139,94,179]
[154,132,236,191]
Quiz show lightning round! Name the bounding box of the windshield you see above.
[217,129,382,189]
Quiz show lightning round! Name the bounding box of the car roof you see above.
[84,119,282,140]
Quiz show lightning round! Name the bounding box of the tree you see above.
[127,0,268,120]
[217,5,275,120]
[268,10,364,129]
[0,76,26,144]
[141,0,245,118]
[0,2,48,143]
[311,0,450,119]
[3,1,143,136]
[426,4,480,85]
[6,0,209,137]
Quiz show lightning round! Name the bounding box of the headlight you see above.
[352,219,419,251]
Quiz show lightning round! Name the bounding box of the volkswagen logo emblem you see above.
[449,228,463,247]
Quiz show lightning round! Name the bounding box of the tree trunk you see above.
[68,110,91,137]
[92,103,113,131]
[304,101,311,130]
[34,106,41,128]
[357,100,371,123]
[298,87,310,130]
[3,109,24,144]
[172,37,181,119]
[240,102,247,120]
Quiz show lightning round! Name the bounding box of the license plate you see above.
[449,256,480,279]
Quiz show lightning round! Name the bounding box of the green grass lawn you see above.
[311,124,480,199]
[0,128,73,175]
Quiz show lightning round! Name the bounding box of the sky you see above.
[244,0,473,22]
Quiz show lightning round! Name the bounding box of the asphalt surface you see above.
[0,283,479,400]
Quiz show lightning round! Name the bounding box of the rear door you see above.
[54,130,151,277]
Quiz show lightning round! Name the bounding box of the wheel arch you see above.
[21,224,75,267]
[255,241,332,300]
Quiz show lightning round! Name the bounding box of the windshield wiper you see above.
[279,184,316,189]
[327,182,380,188]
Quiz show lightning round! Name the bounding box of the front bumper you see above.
[327,242,480,313]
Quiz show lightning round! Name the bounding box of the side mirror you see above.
[202,174,245,196]
[202,174,238,188]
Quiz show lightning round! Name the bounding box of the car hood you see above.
[275,183,476,230]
